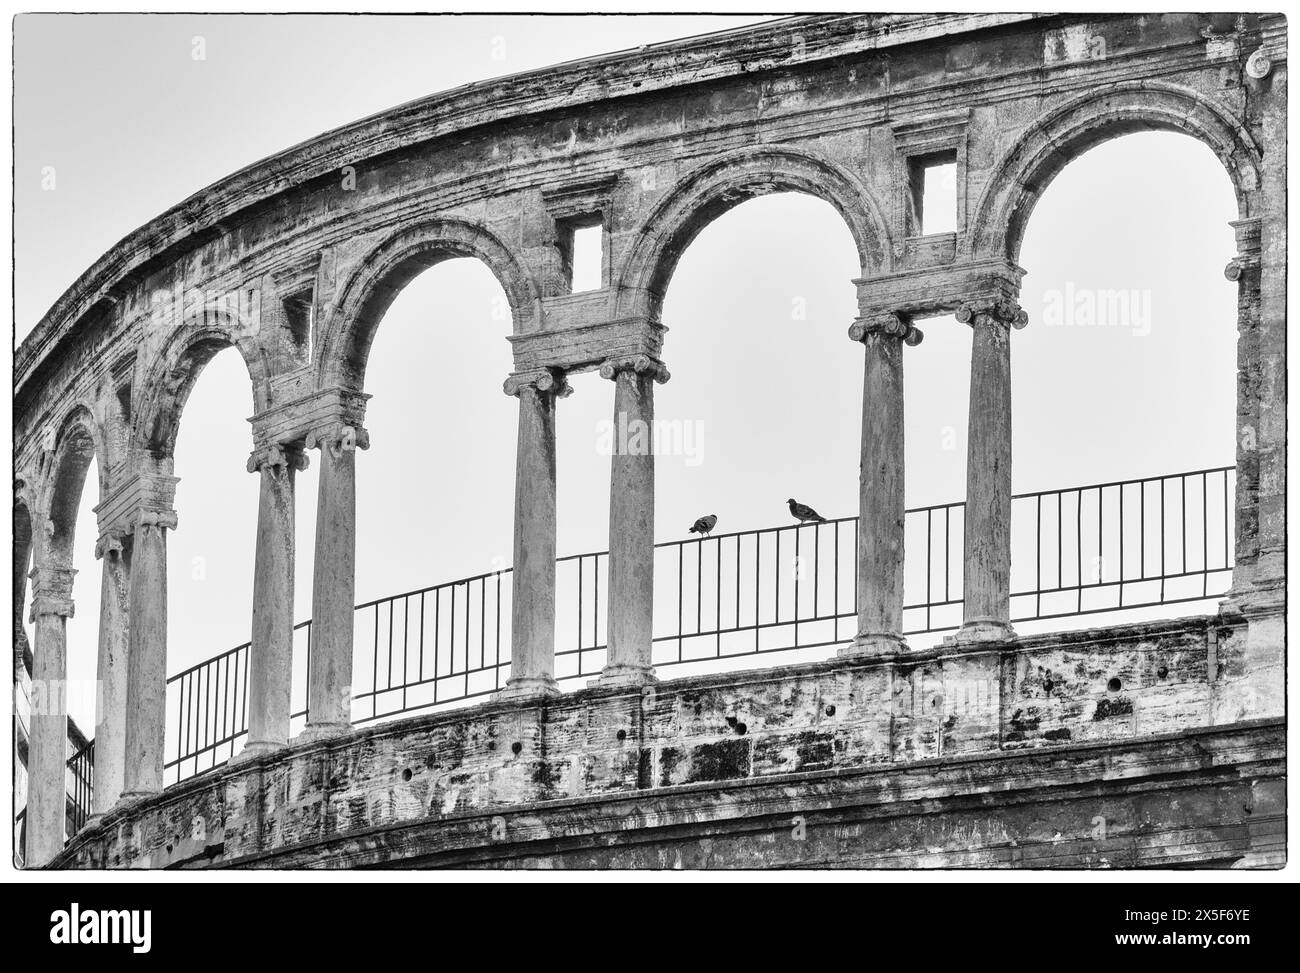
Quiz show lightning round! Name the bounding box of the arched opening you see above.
[1010,130,1238,632]
[157,343,265,781]
[351,256,517,716]
[646,191,863,677]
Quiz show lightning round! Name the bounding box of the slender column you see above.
[120,510,175,802]
[25,564,75,867]
[299,426,367,740]
[598,355,670,685]
[498,369,569,699]
[842,312,924,656]
[237,443,307,759]
[90,532,131,817]
[953,299,1027,642]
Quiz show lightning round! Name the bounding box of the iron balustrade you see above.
[65,738,94,834]
[134,464,1237,790]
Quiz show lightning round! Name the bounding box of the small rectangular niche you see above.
[282,290,314,361]
[908,150,958,236]
[559,216,605,293]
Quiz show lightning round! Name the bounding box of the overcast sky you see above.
[15,15,1239,735]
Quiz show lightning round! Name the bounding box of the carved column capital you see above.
[598,354,671,383]
[503,368,573,399]
[247,442,310,474]
[955,298,1029,332]
[848,311,924,346]
[93,529,128,560]
[305,424,370,457]
[136,508,179,531]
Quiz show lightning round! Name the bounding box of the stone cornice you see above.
[94,469,179,540]
[854,257,1025,321]
[508,316,667,374]
[249,386,370,452]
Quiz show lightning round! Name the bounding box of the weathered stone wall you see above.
[52,615,1284,868]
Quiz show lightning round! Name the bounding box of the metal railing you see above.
[65,738,94,834]
[146,464,1233,786]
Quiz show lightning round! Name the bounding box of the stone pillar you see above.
[299,426,367,740]
[498,369,569,699]
[237,443,307,759]
[597,355,670,685]
[953,299,1027,642]
[842,312,923,656]
[25,564,75,867]
[120,509,176,802]
[90,532,131,817]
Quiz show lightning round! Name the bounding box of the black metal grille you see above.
[139,464,1233,787]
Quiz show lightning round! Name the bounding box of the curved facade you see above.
[14,13,1286,868]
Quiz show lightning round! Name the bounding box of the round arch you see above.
[968,82,1263,262]
[319,218,540,391]
[40,405,107,566]
[616,145,892,320]
[135,311,267,460]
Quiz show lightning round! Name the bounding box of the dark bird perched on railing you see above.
[689,513,718,537]
[786,498,828,524]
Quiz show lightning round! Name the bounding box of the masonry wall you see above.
[53,614,1283,869]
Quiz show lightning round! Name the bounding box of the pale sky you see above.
[15,16,1239,736]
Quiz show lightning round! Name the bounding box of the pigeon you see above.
[689,514,718,537]
[787,498,828,524]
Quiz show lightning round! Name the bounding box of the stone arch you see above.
[968,82,1263,262]
[616,145,892,320]
[13,482,35,662]
[135,309,268,460]
[319,218,540,391]
[40,405,107,566]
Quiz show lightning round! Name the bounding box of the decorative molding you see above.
[598,354,671,383]
[250,386,370,452]
[95,468,180,540]
[507,316,666,374]
[854,257,1024,321]
[540,174,618,220]
[305,423,370,457]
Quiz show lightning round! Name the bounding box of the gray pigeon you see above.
[787,498,828,524]
[689,513,718,537]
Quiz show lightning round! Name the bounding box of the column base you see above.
[293,722,351,744]
[494,675,560,702]
[944,620,1017,645]
[113,789,159,811]
[229,739,287,765]
[591,663,657,688]
[839,632,908,658]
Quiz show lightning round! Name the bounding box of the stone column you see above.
[299,426,367,740]
[25,564,75,867]
[842,312,923,656]
[238,443,307,759]
[498,369,569,699]
[953,299,1027,642]
[598,355,670,685]
[120,509,176,802]
[90,532,131,817]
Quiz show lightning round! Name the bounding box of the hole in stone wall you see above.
[1107,677,1122,693]
[402,768,412,782]
[908,150,957,235]
[569,219,603,292]
[511,741,523,755]
[616,729,627,742]
[282,290,314,361]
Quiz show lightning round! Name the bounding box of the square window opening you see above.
[561,218,604,293]
[908,151,958,236]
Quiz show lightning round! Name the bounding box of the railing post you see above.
[25,563,75,866]
[299,425,367,741]
[238,442,307,759]
[89,531,131,818]
[598,355,669,685]
[953,298,1028,642]
[842,311,923,656]
[497,369,569,700]
[120,509,176,802]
